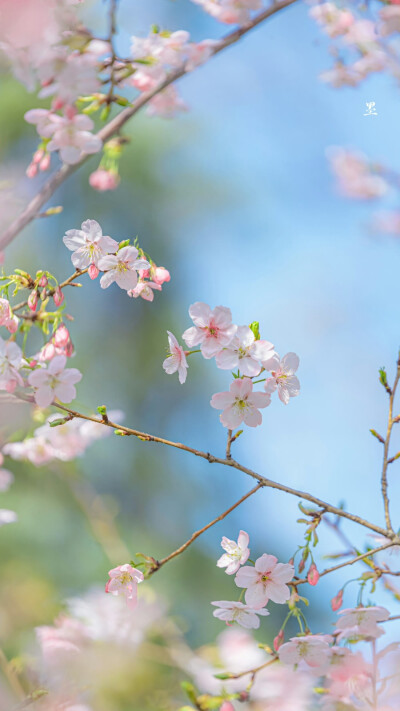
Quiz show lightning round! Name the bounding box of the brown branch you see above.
[12,268,88,313]
[44,401,393,539]
[381,355,400,533]
[149,483,263,574]
[0,0,298,250]
[294,542,395,586]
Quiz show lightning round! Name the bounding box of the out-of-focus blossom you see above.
[263,352,300,405]
[279,634,333,671]
[0,337,24,393]
[217,530,250,574]
[0,509,17,526]
[211,600,269,629]
[27,112,102,165]
[191,0,262,25]
[335,606,390,640]
[309,3,354,37]
[128,280,162,301]
[163,331,188,384]
[235,553,294,608]
[89,168,120,192]
[28,354,82,408]
[0,298,19,333]
[211,377,270,428]
[146,86,188,118]
[380,5,400,35]
[327,147,388,199]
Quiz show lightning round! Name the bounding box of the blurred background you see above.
[1,0,400,708]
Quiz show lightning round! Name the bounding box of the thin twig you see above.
[149,483,263,573]
[12,268,88,313]
[381,355,400,532]
[294,542,395,586]
[0,0,298,250]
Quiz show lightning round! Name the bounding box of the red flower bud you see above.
[273,629,285,651]
[88,263,99,280]
[53,286,64,306]
[331,589,343,612]
[28,290,38,312]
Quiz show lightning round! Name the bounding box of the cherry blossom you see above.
[128,281,162,302]
[183,302,237,359]
[0,298,18,333]
[380,5,400,35]
[0,337,24,393]
[327,147,388,199]
[0,467,13,492]
[98,246,150,291]
[217,530,250,574]
[279,634,332,670]
[162,331,188,384]
[63,219,118,270]
[105,563,144,609]
[309,3,354,37]
[89,169,120,192]
[210,377,270,428]
[28,354,82,408]
[216,326,275,377]
[335,606,390,640]
[36,112,102,165]
[263,352,300,405]
[152,266,171,285]
[38,51,100,107]
[211,600,269,629]
[192,0,262,25]
[3,436,59,466]
[234,553,294,608]
[146,86,188,119]
[325,648,373,706]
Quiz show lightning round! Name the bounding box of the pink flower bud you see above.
[153,266,171,285]
[220,704,235,711]
[28,290,38,312]
[89,169,119,192]
[139,268,150,279]
[273,629,285,651]
[298,558,305,573]
[53,287,64,306]
[331,589,343,612]
[65,340,74,357]
[26,163,38,179]
[307,563,320,586]
[88,263,99,280]
[38,275,48,287]
[41,342,56,360]
[33,149,44,164]
[39,154,51,171]
[53,324,70,348]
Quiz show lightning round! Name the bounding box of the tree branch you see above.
[381,355,400,533]
[0,0,298,250]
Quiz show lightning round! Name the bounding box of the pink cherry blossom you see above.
[183,302,237,359]
[279,634,332,670]
[263,352,300,405]
[380,5,400,35]
[325,648,373,705]
[234,553,294,608]
[0,298,18,333]
[210,377,270,429]
[3,436,57,466]
[146,86,188,118]
[28,354,82,408]
[38,51,100,107]
[89,168,120,191]
[211,600,269,629]
[217,530,250,574]
[105,563,144,609]
[192,0,262,25]
[0,337,24,393]
[216,326,275,377]
[309,3,354,37]
[335,606,389,640]
[98,246,150,291]
[63,219,118,270]
[327,147,388,199]
[128,281,162,302]
[163,331,188,384]
[40,113,102,165]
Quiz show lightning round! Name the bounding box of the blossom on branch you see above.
[215,325,275,377]
[263,352,300,405]
[211,377,270,428]
[0,337,24,393]
[63,219,118,271]
[162,331,188,384]
[217,530,250,574]
[98,246,150,291]
[335,606,390,640]
[279,634,333,671]
[183,302,237,359]
[234,553,294,608]
[211,600,269,629]
[105,563,144,610]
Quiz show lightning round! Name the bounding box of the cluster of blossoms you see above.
[63,219,170,300]
[309,0,400,87]
[212,530,294,629]
[163,302,300,427]
[3,411,122,466]
[191,0,263,25]
[327,146,389,200]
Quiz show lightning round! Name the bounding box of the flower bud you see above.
[39,154,51,172]
[28,290,38,312]
[26,163,38,179]
[6,315,19,334]
[220,703,235,711]
[307,563,320,586]
[88,263,99,280]
[89,168,119,192]
[273,629,284,651]
[331,589,343,612]
[53,286,64,306]
[53,324,70,348]
[153,265,171,285]
[38,275,48,287]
